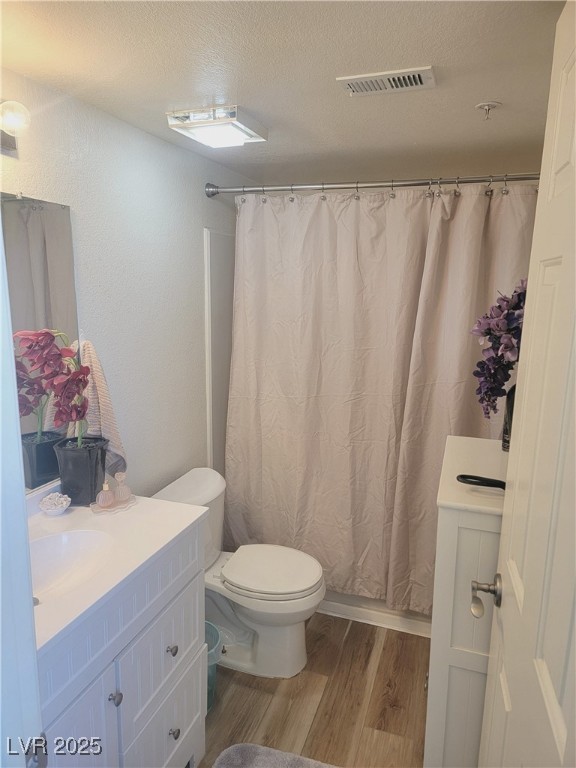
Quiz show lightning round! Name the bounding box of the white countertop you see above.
[28,496,207,649]
[437,436,508,515]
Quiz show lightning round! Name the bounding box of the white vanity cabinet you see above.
[33,499,207,768]
[424,437,507,768]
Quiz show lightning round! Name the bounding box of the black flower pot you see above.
[54,436,109,505]
[502,385,516,453]
[21,431,62,489]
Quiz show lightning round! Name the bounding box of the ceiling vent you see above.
[337,66,436,96]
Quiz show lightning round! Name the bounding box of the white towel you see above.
[44,340,127,476]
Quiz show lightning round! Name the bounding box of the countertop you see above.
[437,436,508,515]
[29,496,207,649]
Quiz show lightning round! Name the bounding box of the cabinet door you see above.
[44,665,119,768]
[424,506,502,768]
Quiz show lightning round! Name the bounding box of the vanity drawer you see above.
[116,574,204,748]
[122,646,207,768]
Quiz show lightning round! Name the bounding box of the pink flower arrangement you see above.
[14,330,91,446]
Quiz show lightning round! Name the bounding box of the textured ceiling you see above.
[0,1,564,184]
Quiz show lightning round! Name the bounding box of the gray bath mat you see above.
[213,744,336,768]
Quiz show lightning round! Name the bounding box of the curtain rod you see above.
[205,172,539,198]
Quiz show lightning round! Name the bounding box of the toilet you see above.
[153,468,326,678]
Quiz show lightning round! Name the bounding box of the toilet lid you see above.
[221,544,324,598]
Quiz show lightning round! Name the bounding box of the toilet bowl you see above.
[153,468,326,678]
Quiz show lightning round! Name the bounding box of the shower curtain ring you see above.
[241,186,246,203]
[436,178,443,197]
[321,182,326,200]
[426,179,433,198]
[485,176,494,196]
[261,185,267,203]
[390,179,396,198]
[454,177,461,197]
[355,181,360,200]
[501,174,509,195]
[290,184,295,202]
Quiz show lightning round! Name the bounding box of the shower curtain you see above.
[224,185,537,615]
[2,200,76,337]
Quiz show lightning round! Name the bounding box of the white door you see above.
[479,3,575,767]
[1,222,43,764]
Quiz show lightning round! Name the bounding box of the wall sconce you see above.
[0,100,31,150]
[166,105,267,148]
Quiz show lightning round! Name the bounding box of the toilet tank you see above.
[153,468,226,569]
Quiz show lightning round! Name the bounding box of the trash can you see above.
[205,621,223,713]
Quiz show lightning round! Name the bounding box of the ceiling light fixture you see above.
[0,100,31,137]
[0,100,31,151]
[166,105,267,148]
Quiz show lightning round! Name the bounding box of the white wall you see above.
[1,69,251,495]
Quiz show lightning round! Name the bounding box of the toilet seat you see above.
[221,544,324,601]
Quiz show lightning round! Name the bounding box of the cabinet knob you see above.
[169,728,181,741]
[166,644,179,657]
[108,691,123,707]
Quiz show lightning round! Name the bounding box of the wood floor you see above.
[201,614,430,768]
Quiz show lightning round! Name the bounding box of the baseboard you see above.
[318,590,431,638]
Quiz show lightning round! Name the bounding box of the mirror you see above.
[1,192,79,438]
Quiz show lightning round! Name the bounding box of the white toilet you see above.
[154,468,326,678]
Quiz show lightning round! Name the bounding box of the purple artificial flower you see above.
[471,279,527,418]
[498,334,519,362]
[471,317,492,337]
[489,317,508,334]
[507,309,524,330]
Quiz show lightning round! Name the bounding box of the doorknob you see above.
[108,690,123,707]
[471,573,502,618]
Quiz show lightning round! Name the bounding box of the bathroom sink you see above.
[30,530,115,600]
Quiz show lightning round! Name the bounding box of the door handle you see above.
[471,573,502,617]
